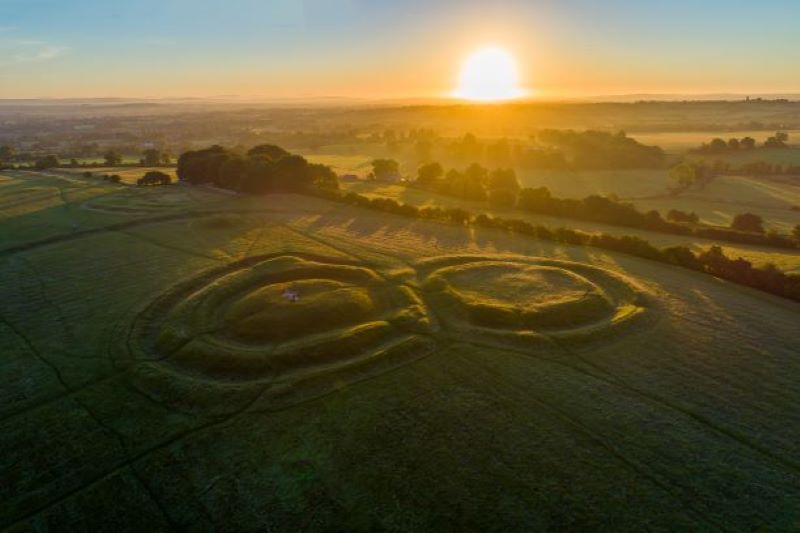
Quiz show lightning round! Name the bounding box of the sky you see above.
[1,0,799,100]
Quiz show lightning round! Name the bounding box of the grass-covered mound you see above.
[129,254,433,412]
[419,255,650,346]
[226,280,376,342]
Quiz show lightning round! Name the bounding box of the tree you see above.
[487,168,520,193]
[178,143,336,195]
[731,212,765,233]
[371,159,400,180]
[272,154,314,190]
[137,170,172,186]
[177,145,228,184]
[488,188,517,207]
[141,148,163,166]
[308,163,339,190]
[517,186,553,211]
[247,144,290,161]
[35,155,60,170]
[667,209,699,224]
[663,246,701,269]
[0,146,17,168]
[709,138,728,152]
[727,138,740,150]
[669,163,697,193]
[764,133,788,149]
[446,163,487,201]
[416,162,443,186]
[740,136,756,149]
[216,156,246,190]
[0,145,16,163]
[464,163,488,183]
[104,150,122,166]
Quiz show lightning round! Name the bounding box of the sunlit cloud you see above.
[0,38,67,65]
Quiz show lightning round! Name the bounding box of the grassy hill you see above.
[1,170,799,530]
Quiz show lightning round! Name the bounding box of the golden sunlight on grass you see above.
[453,46,526,102]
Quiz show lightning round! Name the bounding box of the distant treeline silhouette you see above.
[691,132,790,153]
[692,158,800,177]
[442,129,664,171]
[534,129,664,169]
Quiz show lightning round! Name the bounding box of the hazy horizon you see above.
[3,93,800,106]
[2,0,799,100]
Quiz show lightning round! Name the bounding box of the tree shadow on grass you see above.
[303,206,474,251]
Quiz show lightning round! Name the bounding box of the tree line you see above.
[302,188,800,303]
[515,187,798,248]
[405,160,798,250]
[691,132,790,154]
[693,159,800,177]
[0,147,176,171]
[535,129,665,169]
[413,161,521,207]
[445,130,664,170]
[373,129,665,173]
[177,144,338,194]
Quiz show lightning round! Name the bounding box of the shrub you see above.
[667,209,699,224]
[138,171,172,186]
[731,213,765,233]
[487,188,517,208]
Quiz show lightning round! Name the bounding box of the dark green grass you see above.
[1,171,799,531]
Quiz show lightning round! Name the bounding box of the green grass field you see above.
[343,181,800,273]
[305,154,374,176]
[1,169,799,530]
[514,167,800,232]
[301,142,800,235]
[60,166,178,185]
[631,130,800,153]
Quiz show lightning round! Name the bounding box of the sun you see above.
[454,46,525,102]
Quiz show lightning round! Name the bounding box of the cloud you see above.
[0,38,67,65]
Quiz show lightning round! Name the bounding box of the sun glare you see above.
[454,46,525,102]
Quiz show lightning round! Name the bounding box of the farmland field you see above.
[296,144,800,236]
[631,131,800,153]
[1,169,799,530]
[342,180,800,273]
[513,169,800,233]
[60,166,178,185]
